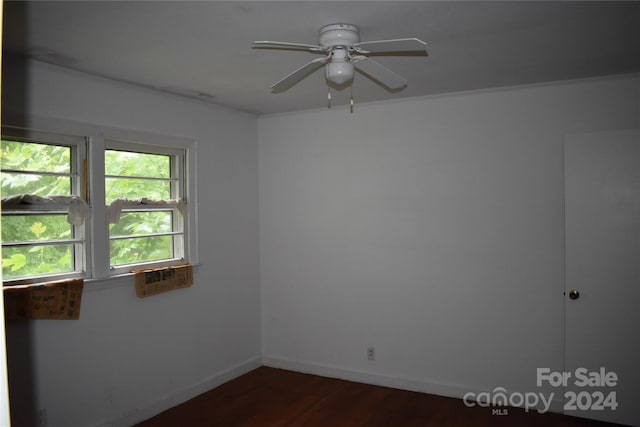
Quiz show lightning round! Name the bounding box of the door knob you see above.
[569,289,580,300]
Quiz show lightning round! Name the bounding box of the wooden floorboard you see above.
[135,367,626,427]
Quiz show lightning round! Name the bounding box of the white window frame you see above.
[2,119,199,285]
[1,126,89,285]
[90,129,198,280]
[104,139,187,275]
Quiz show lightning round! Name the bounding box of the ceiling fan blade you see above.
[353,57,407,90]
[270,56,329,92]
[353,38,427,54]
[253,40,325,52]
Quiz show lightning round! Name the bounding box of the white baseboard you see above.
[262,356,564,414]
[99,355,564,426]
[102,356,262,427]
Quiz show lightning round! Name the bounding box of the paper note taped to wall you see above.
[133,264,193,298]
[4,278,84,320]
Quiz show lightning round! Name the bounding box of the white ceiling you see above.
[4,1,640,115]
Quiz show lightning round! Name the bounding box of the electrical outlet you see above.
[367,346,375,361]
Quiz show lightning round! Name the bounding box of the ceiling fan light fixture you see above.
[325,47,353,86]
[325,60,354,86]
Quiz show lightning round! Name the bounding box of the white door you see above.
[564,129,640,426]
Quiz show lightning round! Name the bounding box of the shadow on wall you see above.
[3,2,39,426]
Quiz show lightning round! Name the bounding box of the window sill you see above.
[82,263,200,293]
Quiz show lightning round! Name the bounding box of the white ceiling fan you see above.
[253,23,428,110]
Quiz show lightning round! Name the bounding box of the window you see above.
[1,129,87,283]
[1,124,197,285]
[105,141,186,274]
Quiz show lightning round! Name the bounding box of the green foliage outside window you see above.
[108,211,174,266]
[105,150,176,267]
[1,141,181,280]
[1,216,74,277]
[1,140,75,279]
[1,140,71,196]
[105,150,171,203]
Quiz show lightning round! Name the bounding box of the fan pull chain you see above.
[350,86,354,114]
[327,87,332,109]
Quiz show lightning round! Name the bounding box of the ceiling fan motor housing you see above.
[319,24,360,48]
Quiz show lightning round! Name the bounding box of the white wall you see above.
[3,61,261,426]
[4,58,640,426]
[258,76,640,401]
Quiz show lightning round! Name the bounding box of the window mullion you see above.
[3,238,84,247]
[1,169,77,178]
[109,231,183,241]
[72,139,87,278]
[88,135,110,279]
[104,174,177,183]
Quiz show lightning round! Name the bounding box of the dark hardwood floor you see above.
[136,366,625,427]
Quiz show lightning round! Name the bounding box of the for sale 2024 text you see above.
[538,367,618,411]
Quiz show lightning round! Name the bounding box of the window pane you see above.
[109,211,173,237]
[105,150,170,178]
[1,140,71,173]
[105,146,183,272]
[1,172,71,197]
[105,177,170,203]
[2,244,75,279]
[2,214,73,243]
[110,235,173,266]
